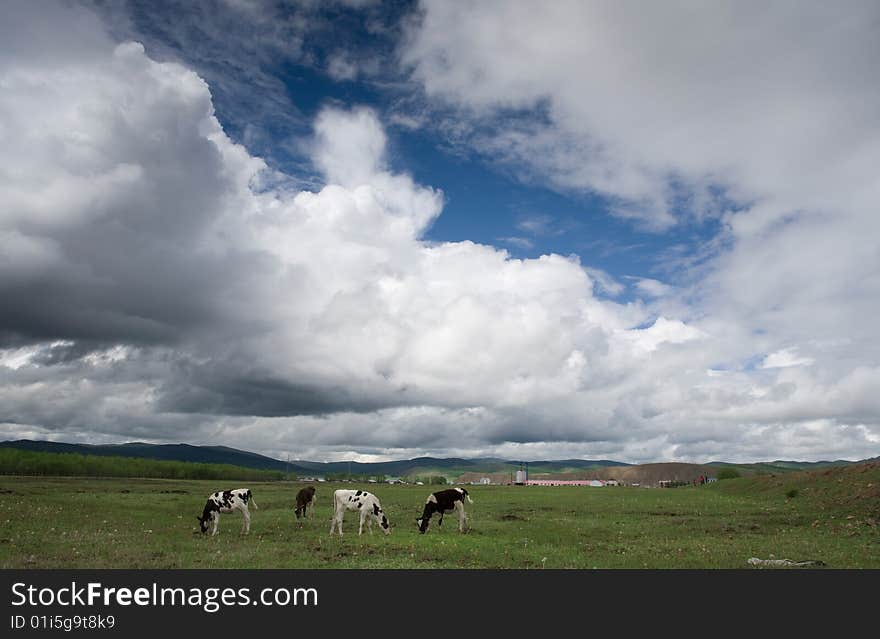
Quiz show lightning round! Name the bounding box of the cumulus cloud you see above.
[1,1,878,464]
[395,0,880,461]
[0,1,650,459]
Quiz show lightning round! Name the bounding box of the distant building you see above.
[525,479,607,487]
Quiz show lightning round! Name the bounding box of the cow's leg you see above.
[241,507,251,535]
[367,515,373,535]
[211,513,219,536]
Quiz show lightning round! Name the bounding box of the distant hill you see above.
[0,439,627,479]
[0,439,873,482]
[705,458,875,474]
[0,440,306,473]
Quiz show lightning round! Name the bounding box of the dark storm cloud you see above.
[0,237,278,347]
[155,363,400,417]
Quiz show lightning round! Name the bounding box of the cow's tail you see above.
[250,494,259,510]
[466,493,473,504]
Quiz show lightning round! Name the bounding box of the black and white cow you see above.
[329,489,391,536]
[416,488,472,534]
[197,488,258,536]
[294,485,317,519]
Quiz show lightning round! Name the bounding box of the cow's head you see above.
[373,502,391,535]
[197,500,217,534]
[416,499,437,533]
[196,515,210,534]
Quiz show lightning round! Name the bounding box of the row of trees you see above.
[319,473,450,484]
[409,475,449,485]
[0,448,285,481]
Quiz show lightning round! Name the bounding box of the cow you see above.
[329,489,390,536]
[294,485,317,519]
[196,488,258,536]
[416,488,472,534]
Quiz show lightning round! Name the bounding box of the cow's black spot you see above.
[381,516,388,529]
[355,490,362,497]
[356,502,362,508]
[373,503,380,516]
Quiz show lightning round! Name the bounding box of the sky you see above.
[1,0,879,464]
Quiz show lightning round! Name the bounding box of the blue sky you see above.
[1,1,879,464]
[109,0,721,299]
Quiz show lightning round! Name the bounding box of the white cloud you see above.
[497,236,534,250]
[622,317,707,354]
[761,349,815,370]
[312,106,389,187]
[395,0,880,460]
[1,1,879,464]
[631,278,673,298]
[403,1,880,229]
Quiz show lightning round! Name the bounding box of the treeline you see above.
[409,475,450,485]
[0,448,285,481]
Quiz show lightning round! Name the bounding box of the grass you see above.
[0,468,877,569]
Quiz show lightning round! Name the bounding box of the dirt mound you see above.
[458,463,717,487]
[527,462,714,487]
[458,471,513,485]
[603,463,715,486]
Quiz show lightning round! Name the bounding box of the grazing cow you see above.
[329,489,391,536]
[416,488,472,534]
[294,485,317,519]
[197,488,258,536]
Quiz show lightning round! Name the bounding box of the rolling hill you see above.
[0,440,628,478]
[0,440,305,473]
[0,439,873,483]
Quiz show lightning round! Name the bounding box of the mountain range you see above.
[0,439,874,479]
[0,439,626,477]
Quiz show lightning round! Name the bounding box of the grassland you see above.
[0,462,877,569]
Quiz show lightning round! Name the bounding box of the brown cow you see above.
[294,485,316,519]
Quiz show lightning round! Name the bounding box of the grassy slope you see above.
[1,462,877,569]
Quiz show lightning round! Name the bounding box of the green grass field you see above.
[1,465,877,569]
